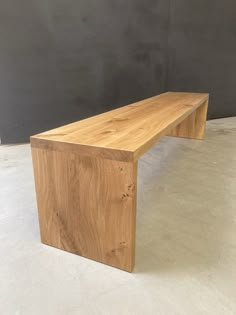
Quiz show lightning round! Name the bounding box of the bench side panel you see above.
[167,100,208,140]
[31,146,137,272]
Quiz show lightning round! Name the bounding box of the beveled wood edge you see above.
[30,137,134,162]
[31,94,209,162]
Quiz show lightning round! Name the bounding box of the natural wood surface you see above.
[31,92,209,161]
[31,91,209,271]
[31,147,137,272]
[167,100,208,140]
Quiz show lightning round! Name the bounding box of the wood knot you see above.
[107,243,127,257]
[101,129,116,134]
[111,118,130,122]
[122,193,129,200]
[120,241,126,245]
[127,183,135,191]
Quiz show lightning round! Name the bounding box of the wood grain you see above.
[31,92,209,161]
[31,147,137,272]
[167,100,208,140]
[31,91,209,271]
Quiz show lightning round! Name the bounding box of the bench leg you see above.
[31,147,137,272]
[168,100,208,140]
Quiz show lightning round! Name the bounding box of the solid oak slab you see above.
[32,149,137,271]
[167,99,208,140]
[31,92,209,272]
[31,92,209,161]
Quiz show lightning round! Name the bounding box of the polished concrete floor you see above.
[1,117,236,315]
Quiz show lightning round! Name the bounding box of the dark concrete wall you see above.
[167,0,236,119]
[0,0,236,143]
[0,0,169,143]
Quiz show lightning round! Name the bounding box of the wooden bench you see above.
[31,92,209,272]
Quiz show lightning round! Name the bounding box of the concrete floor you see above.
[0,117,236,315]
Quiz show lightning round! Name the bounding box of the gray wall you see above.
[167,0,236,119]
[0,0,169,143]
[0,0,235,143]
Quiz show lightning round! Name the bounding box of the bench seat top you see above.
[31,92,209,161]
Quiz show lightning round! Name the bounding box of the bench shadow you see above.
[134,134,229,274]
